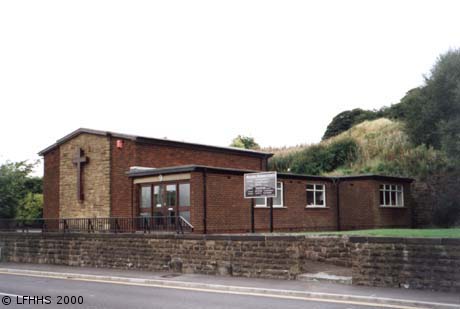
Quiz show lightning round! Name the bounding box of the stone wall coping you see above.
[0,232,348,242]
[1,233,458,245]
[349,236,460,245]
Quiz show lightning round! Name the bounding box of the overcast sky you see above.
[1,0,460,176]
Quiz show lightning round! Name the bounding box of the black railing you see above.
[0,216,193,234]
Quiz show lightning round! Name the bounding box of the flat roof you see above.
[126,164,414,182]
[38,128,273,158]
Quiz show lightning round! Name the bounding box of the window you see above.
[179,183,190,206]
[380,184,404,207]
[166,184,177,207]
[140,186,151,216]
[255,182,284,208]
[153,185,162,207]
[306,184,326,207]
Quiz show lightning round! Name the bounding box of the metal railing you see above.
[0,216,193,234]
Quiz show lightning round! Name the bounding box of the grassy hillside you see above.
[267,118,447,178]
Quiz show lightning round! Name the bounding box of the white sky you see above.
[1,0,460,176]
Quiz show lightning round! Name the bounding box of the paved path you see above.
[0,263,458,309]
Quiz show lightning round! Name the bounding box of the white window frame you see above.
[379,184,404,207]
[254,182,284,208]
[306,184,326,208]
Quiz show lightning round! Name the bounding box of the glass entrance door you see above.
[165,184,177,224]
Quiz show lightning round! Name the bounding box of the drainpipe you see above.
[131,180,135,233]
[203,168,207,234]
[131,180,134,218]
[334,178,341,231]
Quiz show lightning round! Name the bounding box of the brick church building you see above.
[39,128,413,234]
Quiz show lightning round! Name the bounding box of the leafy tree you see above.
[230,135,260,150]
[432,178,460,227]
[24,177,43,194]
[322,109,379,140]
[404,49,460,158]
[16,192,43,220]
[439,115,460,164]
[0,161,40,218]
[379,88,420,120]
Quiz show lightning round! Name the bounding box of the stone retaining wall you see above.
[350,237,460,293]
[1,233,458,293]
[0,233,350,280]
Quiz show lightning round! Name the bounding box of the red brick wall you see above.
[190,172,337,233]
[253,178,337,233]
[189,173,412,234]
[339,179,412,230]
[110,139,137,218]
[43,148,60,219]
[135,143,265,170]
[110,138,267,218]
[374,182,413,228]
[190,172,204,232]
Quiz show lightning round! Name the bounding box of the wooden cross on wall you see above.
[72,148,89,201]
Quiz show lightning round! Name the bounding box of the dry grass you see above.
[267,118,445,177]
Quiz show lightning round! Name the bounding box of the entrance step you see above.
[297,272,352,285]
[297,261,352,285]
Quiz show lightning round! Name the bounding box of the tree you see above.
[404,49,460,160]
[230,135,260,150]
[0,161,41,218]
[431,175,460,227]
[322,108,379,140]
[16,192,43,220]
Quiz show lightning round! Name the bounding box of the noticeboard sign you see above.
[244,172,277,198]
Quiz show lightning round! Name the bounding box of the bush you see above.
[432,184,460,227]
[356,144,448,179]
[272,138,359,175]
[268,151,297,173]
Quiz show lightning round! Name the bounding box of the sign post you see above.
[244,172,277,233]
[269,197,273,233]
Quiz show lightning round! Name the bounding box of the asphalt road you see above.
[0,273,388,309]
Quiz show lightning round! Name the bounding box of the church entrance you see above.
[138,181,191,229]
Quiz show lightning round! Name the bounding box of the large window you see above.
[380,184,404,207]
[306,184,326,207]
[255,182,284,208]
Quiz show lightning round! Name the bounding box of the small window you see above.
[380,184,404,207]
[254,182,284,208]
[306,184,326,207]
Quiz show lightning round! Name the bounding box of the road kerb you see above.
[0,268,458,309]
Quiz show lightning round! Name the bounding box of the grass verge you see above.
[300,228,460,238]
